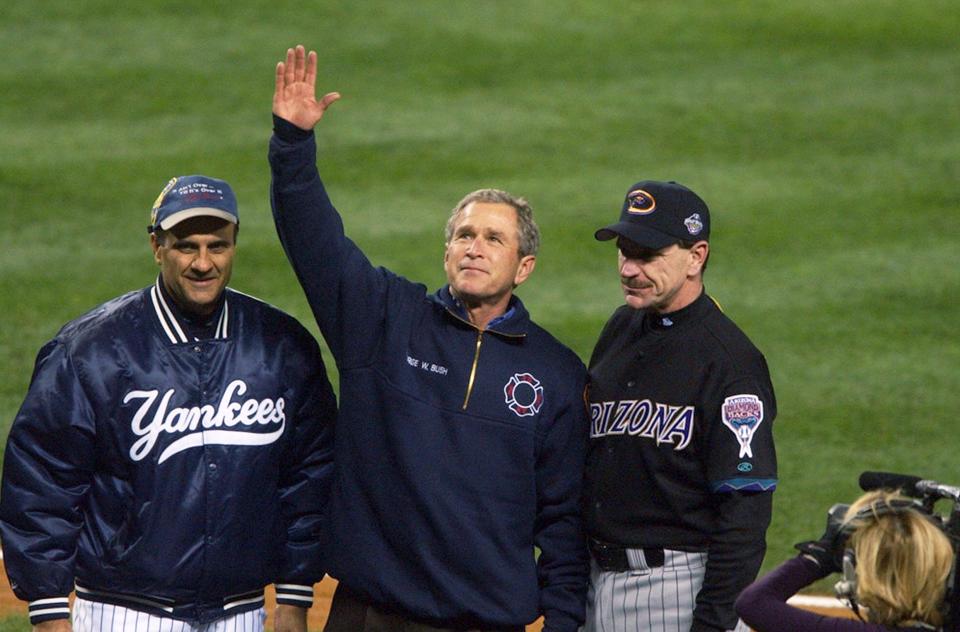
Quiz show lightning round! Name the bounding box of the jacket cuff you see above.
[542,609,581,632]
[28,597,71,625]
[275,584,313,608]
[272,115,314,143]
[690,618,726,632]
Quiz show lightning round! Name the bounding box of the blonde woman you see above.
[735,490,954,631]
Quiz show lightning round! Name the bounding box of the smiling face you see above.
[443,201,535,312]
[616,236,707,313]
[151,216,237,317]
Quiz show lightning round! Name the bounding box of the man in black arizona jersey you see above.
[583,181,777,632]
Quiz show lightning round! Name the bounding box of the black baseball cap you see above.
[594,180,710,248]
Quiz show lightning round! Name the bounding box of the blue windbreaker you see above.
[269,117,589,632]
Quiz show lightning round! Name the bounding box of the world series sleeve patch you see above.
[721,394,764,458]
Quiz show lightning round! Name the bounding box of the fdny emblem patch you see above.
[504,373,544,417]
[684,213,704,236]
[721,394,764,458]
[626,189,656,215]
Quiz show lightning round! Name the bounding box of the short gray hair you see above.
[444,189,540,257]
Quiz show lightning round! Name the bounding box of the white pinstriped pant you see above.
[581,549,749,632]
[72,598,267,632]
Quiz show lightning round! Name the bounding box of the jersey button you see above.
[193,345,202,353]
[627,380,635,387]
[208,462,218,471]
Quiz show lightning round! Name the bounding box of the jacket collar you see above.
[149,276,230,344]
[643,289,715,331]
[431,285,530,337]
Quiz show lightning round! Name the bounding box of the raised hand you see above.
[273,45,341,131]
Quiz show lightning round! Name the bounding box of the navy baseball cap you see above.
[595,180,709,249]
[149,175,238,233]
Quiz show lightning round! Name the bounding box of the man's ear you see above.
[150,233,162,265]
[513,255,536,287]
[688,241,709,276]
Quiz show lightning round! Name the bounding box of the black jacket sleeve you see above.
[274,333,337,606]
[0,340,96,623]
[268,115,391,370]
[691,491,772,631]
[535,374,590,632]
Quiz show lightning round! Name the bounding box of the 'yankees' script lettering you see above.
[125,379,286,463]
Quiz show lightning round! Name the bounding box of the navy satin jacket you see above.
[0,281,336,624]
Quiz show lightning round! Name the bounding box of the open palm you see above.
[273,45,340,131]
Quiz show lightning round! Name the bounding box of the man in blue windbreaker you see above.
[268,45,590,632]
[0,175,336,632]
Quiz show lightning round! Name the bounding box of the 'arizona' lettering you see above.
[590,399,694,450]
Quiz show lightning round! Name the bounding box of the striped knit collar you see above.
[150,277,230,344]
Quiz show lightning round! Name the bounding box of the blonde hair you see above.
[843,490,954,627]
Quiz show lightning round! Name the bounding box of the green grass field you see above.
[1,0,958,610]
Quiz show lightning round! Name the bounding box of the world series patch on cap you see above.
[149,175,239,233]
[595,180,710,249]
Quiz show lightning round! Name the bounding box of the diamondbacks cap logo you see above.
[721,394,764,458]
[503,372,544,417]
[684,213,704,236]
[626,189,656,214]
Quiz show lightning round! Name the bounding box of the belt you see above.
[74,584,264,623]
[588,538,665,572]
[327,584,524,632]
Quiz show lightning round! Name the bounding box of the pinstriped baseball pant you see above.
[73,598,267,632]
[581,549,749,632]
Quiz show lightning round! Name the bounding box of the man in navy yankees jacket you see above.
[268,46,589,631]
[0,175,336,632]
